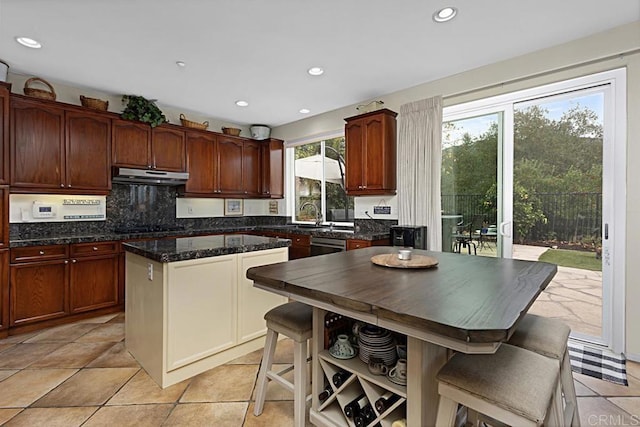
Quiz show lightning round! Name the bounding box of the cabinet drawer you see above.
[346,239,371,251]
[71,241,119,257]
[289,234,310,247]
[11,245,69,264]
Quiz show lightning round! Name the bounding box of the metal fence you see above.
[442,192,602,243]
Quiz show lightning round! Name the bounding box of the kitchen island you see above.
[122,234,290,388]
[247,246,557,426]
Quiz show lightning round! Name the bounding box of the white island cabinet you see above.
[123,234,289,388]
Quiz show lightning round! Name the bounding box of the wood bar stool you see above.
[509,314,580,426]
[253,301,313,427]
[435,343,563,427]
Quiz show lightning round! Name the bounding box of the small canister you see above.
[398,249,412,260]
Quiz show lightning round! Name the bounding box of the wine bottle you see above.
[318,384,334,401]
[332,370,351,387]
[354,404,376,426]
[374,391,400,413]
[344,393,368,418]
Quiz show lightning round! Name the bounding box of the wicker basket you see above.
[180,113,209,130]
[80,95,109,111]
[23,77,56,101]
[222,127,241,136]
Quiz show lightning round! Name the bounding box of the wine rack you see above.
[315,350,407,427]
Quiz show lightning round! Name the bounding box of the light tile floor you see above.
[0,312,638,426]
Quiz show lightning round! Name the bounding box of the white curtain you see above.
[397,96,443,251]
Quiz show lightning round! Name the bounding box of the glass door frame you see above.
[442,68,627,352]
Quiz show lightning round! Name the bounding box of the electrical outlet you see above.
[187,206,194,214]
[147,263,153,281]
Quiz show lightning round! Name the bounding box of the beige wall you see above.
[272,21,640,358]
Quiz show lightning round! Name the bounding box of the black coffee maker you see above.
[390,225,428,249]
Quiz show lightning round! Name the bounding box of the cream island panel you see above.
[125,247,288,388]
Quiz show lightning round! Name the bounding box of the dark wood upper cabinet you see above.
[0,250,8,336]
[242,140,261,197]
[151,125,186,172]
[0,82,9,184]
[261,138,284,198]
[344,108,397,195]
[217,136,244,195]
[10,96,111,194]
[111,119,151,169]
[66,111,111,191]
[184,130,217,194]
[112,121,186,172]
[10,98,65,190]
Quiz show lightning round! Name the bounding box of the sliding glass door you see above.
[441,69,626,350]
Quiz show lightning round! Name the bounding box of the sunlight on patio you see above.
[474,243,603,339]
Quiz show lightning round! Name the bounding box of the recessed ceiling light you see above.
[433,7,457,23]
[307,67,324,76]
[175,61,186,67]
[299,108,310,114]
[15,36,42,49]
[235,100,249,107]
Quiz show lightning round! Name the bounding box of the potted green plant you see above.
[121,95,167,128]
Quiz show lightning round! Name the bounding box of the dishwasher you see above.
[310,236,346,256]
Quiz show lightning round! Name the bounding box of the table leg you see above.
[407,336,449,426]
[311,307,326,414]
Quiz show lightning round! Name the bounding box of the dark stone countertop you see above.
[9,225,390,248]
[123,234,292,263]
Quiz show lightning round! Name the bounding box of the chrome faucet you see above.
[299,201,323,226]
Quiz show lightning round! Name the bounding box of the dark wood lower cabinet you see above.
[10,259,69,326]
[8,242,121,333]
[70,254,119,313]
[0,250,8,337]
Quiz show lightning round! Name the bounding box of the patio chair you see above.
[452,221,476,255]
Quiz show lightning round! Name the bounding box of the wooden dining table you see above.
[246,246,557,426]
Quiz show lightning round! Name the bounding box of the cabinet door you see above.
[261,139,284,198]
[289,234,311,259]
[345,120,365,193]
[0,83,9,184]
[237,248,288,343]
[0,186,7,249]
[363,115,386,191]
[66,111,111,192]
[151,126,186,172]
[10,98,65,189]
[112,119,151,168]
[184,131,217,194]
[10,259,69,326]
[0,250,8,333]
[242,140,261,196]
[70,254,119,313]
[217,137,243,194]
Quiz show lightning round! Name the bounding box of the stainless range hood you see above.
[112,167,189,186]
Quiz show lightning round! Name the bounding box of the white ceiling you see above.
[0,0,638,127]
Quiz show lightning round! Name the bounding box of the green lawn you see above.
[538,248,602,271]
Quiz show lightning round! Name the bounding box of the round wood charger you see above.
[370,253,439,269]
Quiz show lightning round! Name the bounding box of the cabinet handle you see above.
[64,260,69,264]
[72,259,77,263]
[60,183,65,188]
[92,246,98,251]
[68,184,72,188]
[39,250,45,255]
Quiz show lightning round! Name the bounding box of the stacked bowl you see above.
[357,325,397,366]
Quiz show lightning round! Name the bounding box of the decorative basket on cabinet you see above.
[180,113,209,130]
[23,77,56,101]
[80,95,109,111]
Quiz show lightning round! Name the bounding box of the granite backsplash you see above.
[10,184,396,241]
